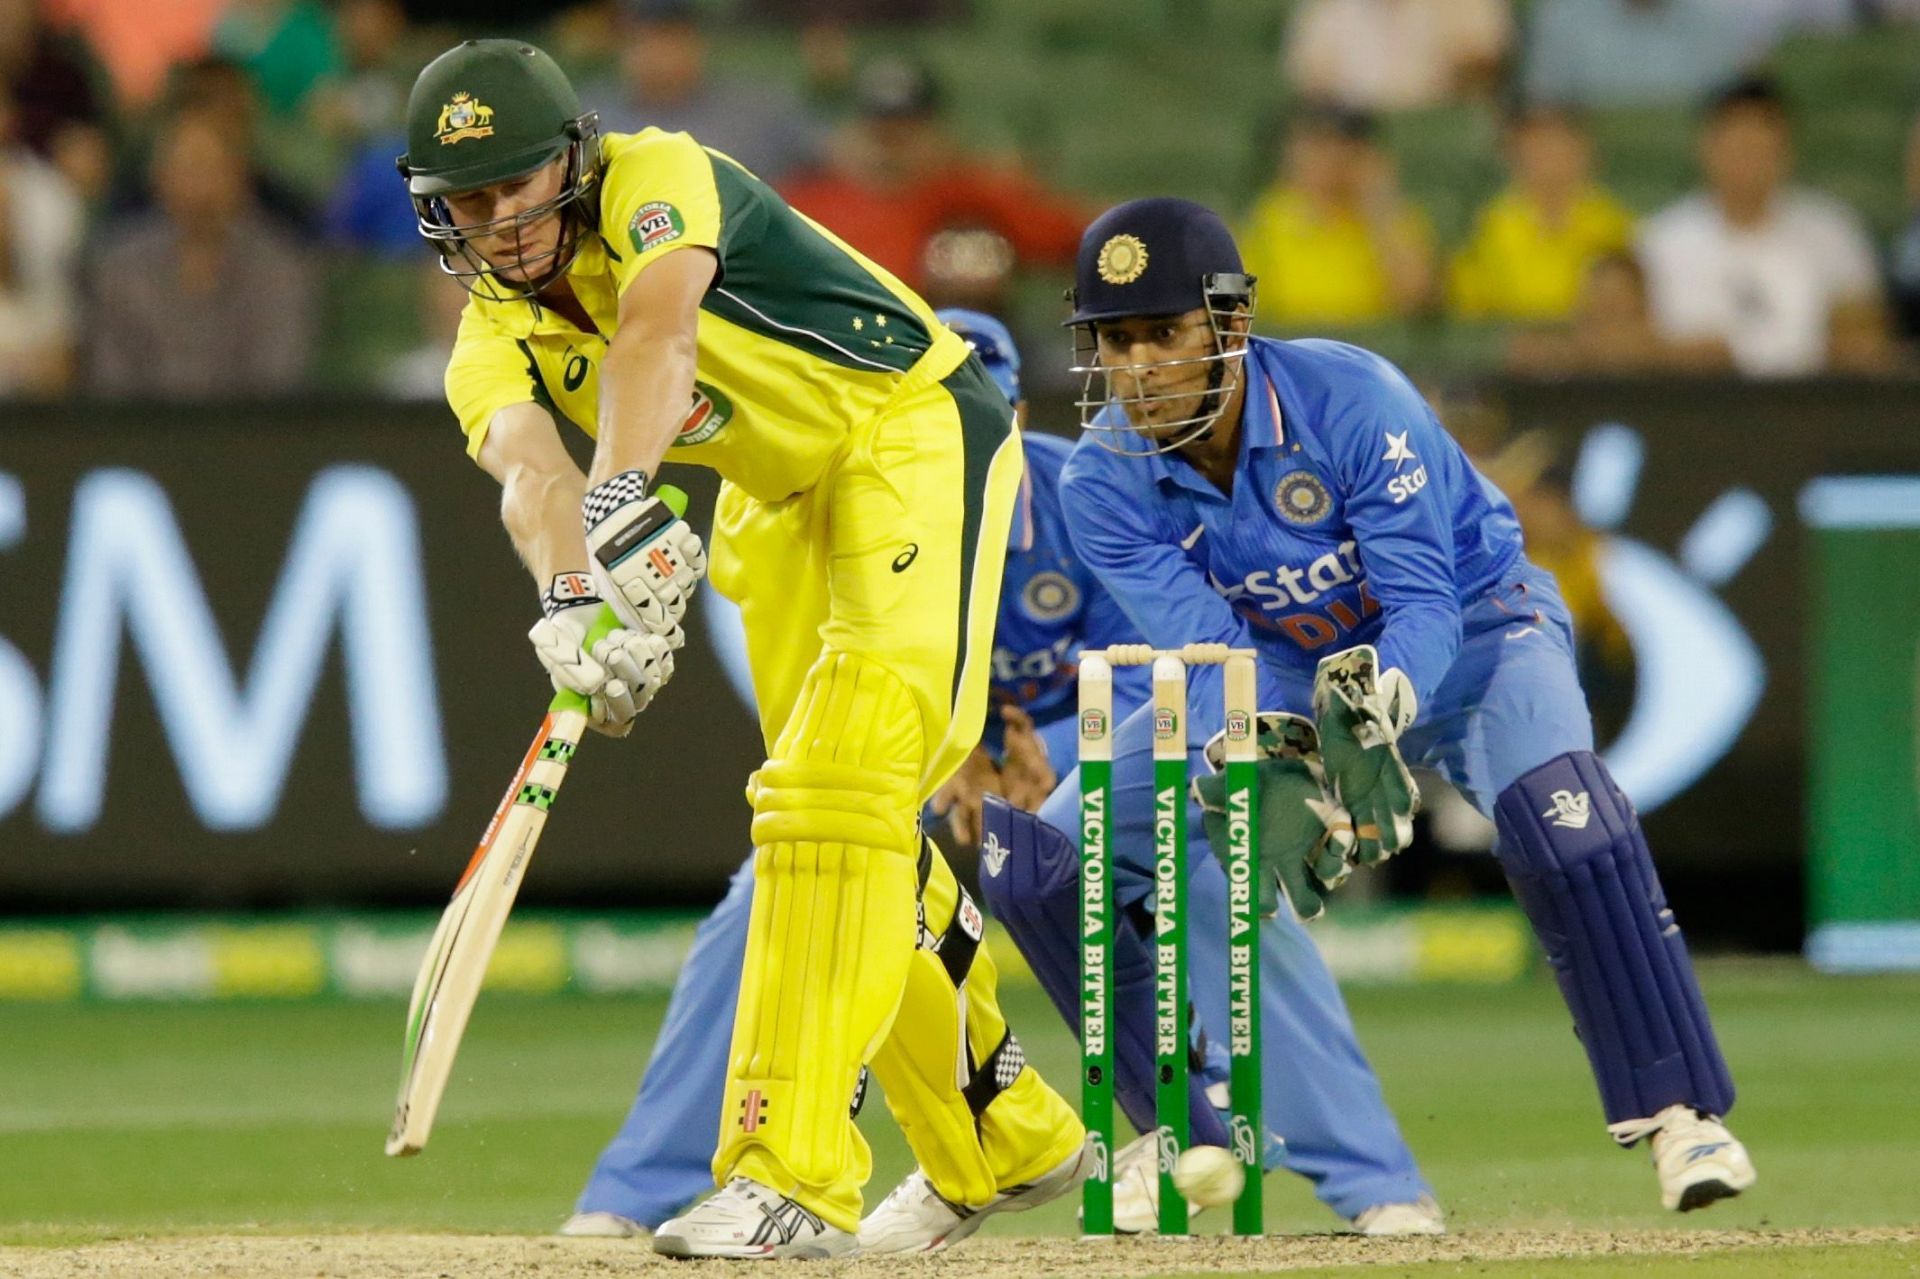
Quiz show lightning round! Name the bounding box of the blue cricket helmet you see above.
[1066,197,1253,326]
[937,307,1022,404]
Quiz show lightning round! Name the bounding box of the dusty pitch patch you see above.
[2,1227,1916,1278]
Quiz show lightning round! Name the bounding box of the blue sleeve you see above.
[1061,453,1299,735]
[1327,361,1463,707]
[1075,563,1152,716]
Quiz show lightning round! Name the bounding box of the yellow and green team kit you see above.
[444,129,1084,1230]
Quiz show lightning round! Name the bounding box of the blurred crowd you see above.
[4,0,1920,403]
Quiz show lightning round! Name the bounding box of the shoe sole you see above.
[1675,1178,1744,1212]
[653,1235,849,1261]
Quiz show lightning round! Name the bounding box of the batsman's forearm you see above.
[500,462,590,587]
[590,325,696,488]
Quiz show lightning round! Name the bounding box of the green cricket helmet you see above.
[397,39,601,302]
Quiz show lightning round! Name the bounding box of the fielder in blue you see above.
[1009,197,1755,1220]
[565,309,1443,1247]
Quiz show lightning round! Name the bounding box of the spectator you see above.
[1451,104,1634,323]
[1638,76,1893,376]
[39,0,223,111]
[1505,251,1731,373]
[313,0,421,258]
[214,0,340,120]
[87,105,317,400]
[309,0,413,150]
[0,0,112,201]
[1891,110,1920,340]
[1525,0,1771,110]
[0,85,84,398]
[778,58,1089,294]
[155,56,315,234]
[1286,0,1511,112]
[582,0,824,185]
[1238,104,1436,326]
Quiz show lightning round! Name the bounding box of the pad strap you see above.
[961,1029,1027,1119]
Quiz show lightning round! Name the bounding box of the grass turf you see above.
[1,959,1915,1247]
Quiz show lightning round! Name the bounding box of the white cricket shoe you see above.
[558,1210,649,1239]
[1106,1132,1202,1234]
[858,1136,1095,1254]
[1351,1195,1446,1236]
[1611,1104,1757,1212]
[651,1178,857,1260]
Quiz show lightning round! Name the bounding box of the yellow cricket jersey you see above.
[1447,185,1635,321]
[1237,186,1434,326]
[444,128,966,502]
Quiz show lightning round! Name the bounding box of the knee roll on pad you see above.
[1494,750,1735,1126]
[750,651,925,853]
[977,797,1231,1147]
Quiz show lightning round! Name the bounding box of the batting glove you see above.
[529,572,676,738]
[581,473,706,641]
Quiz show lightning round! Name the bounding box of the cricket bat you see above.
[383,607,615,1157]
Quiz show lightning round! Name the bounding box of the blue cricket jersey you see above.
[992,432,1148,731]
[1060,336,1525,726]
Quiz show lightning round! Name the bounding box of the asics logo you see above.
[892,543,919,572]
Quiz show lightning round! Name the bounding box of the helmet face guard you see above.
[1067,273,1256,456]
[409,114,602,304]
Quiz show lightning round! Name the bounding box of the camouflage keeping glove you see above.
[1190,712,1355,923]
[1312,645,1420,867]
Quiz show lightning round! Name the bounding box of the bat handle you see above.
[547,484,689,715]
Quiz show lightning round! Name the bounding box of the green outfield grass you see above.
[2,959,1916,1249]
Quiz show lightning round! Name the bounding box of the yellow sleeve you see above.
[445,306,543,461]
[599,130,725,294]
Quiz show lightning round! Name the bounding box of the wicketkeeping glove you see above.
[581,474,706,640]
[529,573,677,738]
[1312,645,1420,866]
[1190,712,1355,923]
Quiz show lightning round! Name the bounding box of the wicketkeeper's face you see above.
[1092,308,1225,436]
[442,156,569,281]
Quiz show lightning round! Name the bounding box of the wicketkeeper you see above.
[1005,197,1755,1221]
[398,40,1087,1259]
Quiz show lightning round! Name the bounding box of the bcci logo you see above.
[629,201,685,253]
[1153,707,1177,739]
[1225,709,1251,741]
[1021,571,1080,622]
[1542,789,1592,830]
[1276,470,1332,525]
[1080,707,1107,740]
[435,92,495,145]
[1096,233,1149,285]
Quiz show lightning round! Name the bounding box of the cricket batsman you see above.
[397,40,1086,1258]
[1011,197,1756,1219]
[561,310,1442,1248]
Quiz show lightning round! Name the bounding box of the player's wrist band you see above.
[541,571,604,619]
[581,469,651,531]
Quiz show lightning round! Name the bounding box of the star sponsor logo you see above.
[627,201,685,254]
[1382,430,1417,470]
[1274,470,1332,525]
[434,92,495,145]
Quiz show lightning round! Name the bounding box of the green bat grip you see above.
[547,483,689,715]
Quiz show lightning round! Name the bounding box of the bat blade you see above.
[385,707,587,1156]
